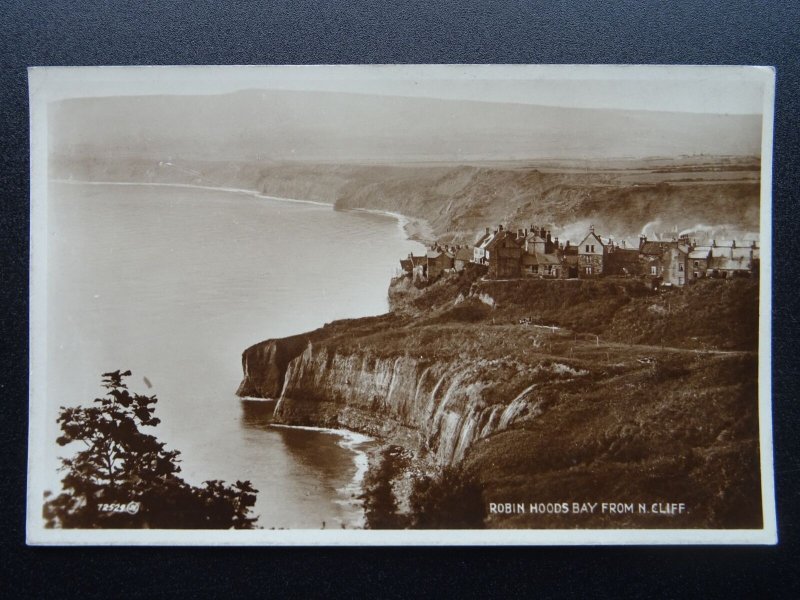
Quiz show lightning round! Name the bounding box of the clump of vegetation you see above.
[43,370,258,529]
[360,445,409,529]
[409,466,485,529]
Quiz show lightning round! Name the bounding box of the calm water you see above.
[43,181,422,529]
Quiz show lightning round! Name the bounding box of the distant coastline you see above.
[52,178,434,245]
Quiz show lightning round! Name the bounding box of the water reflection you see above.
[238,399,363,527]
[239,398,277,429]
[239,400,353,485]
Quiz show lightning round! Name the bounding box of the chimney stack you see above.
[485,227,490,235]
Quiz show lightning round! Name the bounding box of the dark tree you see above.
[43,370,258,529]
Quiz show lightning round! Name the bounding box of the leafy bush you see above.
[43,370,258,529]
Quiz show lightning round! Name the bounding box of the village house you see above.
[426,247,455,279]
[473,227,496,264]
[638,236,676,277]
[522,252,562,278]
[577,226,607,277]
[485,226,523,279]
[707,240,758,278]
[605,247,641,277]
[662,244,691,286]
[688,246,712,279]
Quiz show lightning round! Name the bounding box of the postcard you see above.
[27,64,776,545]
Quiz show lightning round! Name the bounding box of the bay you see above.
[44,181,423,529]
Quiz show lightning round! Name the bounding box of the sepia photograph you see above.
[26,64,776,545]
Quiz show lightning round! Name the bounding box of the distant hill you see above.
[49,89,762,163]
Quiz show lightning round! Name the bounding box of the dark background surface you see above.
[1,1,798,597]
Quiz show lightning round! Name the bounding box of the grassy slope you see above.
[329,271,761,528]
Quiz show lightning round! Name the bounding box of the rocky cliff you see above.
[237,275,762,528]
[273,346,582,466]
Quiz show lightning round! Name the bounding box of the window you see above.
[590,244,595,253]
[585,245,590,252]
[679,263,684,272]
[694,261,699,268]
[585,266,593,275]
[650,266,658,275]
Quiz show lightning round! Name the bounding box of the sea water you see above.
[42,180,423,529]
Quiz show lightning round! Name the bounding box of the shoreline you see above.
[269,423,375,528]
[51,178,334,208]
[53,178,435,244]
[348,207,435,245]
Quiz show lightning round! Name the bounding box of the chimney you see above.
[712,239,716,247]
[639,234,647,250]
[517,228,524,239]
[498,224,504,231]
[590,224,595,234]
[540,227,546,238]
[485,227,490,235]
[546,230,552,243]
[524,228,528,236]
[732,240,736,248]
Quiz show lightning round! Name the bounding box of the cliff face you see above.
[236,332,325,398]
[273,346,562,465]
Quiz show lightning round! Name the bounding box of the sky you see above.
[38,65,770,163]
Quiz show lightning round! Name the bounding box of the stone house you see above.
[605,247,641,277]
[473,227,496,264]
[522,252,562,278]
[426,248,455,279]
[577,227,607,277]
[662,244,690,286]
[485,228,523,279]
[688,246,712,280]
[707,241,756,278]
